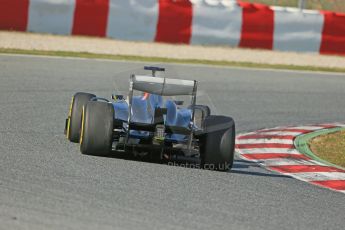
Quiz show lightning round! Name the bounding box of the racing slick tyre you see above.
[199,115,235,171]
[80,101,114,156]
[66,92,96,143]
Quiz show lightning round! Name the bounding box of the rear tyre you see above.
[80,101,114,156]
[199,115,235,171]
[66,92,96,143]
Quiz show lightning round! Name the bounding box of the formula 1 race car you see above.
[64,66,235,171]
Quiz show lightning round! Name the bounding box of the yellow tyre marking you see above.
[79,105,85,146]
[66,96,74,140]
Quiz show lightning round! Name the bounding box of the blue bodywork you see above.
[112,94,191,143]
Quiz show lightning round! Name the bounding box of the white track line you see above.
[262,126,331,131]
[252,131,304,136]
[236,139,294,144]
[255,158,321,166]
[238,148,300,154]
[290,172,345,181]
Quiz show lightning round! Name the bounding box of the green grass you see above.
[309,130,345,168]
[242,0,345,12]
[1,48,345,73]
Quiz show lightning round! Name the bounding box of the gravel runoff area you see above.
[1,31,344,69]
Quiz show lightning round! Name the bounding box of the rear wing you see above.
[126,74,198,151]
[130,75,197,96]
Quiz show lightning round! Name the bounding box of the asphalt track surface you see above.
[0,54,344,230]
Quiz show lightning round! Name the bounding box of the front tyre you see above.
[80,101,114,156]
[199,115,235,171]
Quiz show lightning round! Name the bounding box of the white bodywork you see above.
[131,75,196,96]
